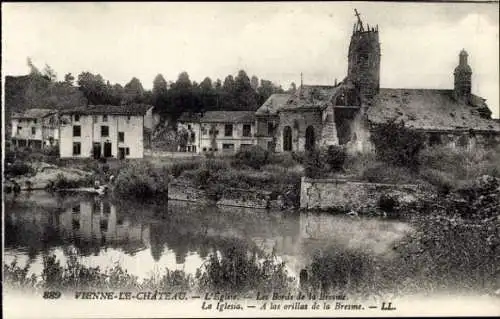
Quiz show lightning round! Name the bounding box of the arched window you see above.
[283,126,292,151]
[305,126,315,151]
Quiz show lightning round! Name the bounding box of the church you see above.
[255,9,500,153]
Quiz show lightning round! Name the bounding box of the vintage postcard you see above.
[2,1,500,318]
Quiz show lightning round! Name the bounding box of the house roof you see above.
[179,111,255,123]
[61,104,153,116]
[256,93,291,115]
[281,85,341,111]
[366,88,500,132]
[11,108,57,119]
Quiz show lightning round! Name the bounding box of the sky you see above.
[2,2,499,118]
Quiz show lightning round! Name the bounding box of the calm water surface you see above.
[4,191,411,279]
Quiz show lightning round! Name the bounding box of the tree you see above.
[123,77,145,104]
[43,64,57,82]
[250,75,259,91]
[77,72,108,105]
[288,82,297,94]
[200,77,213,92]
[64,73,75,86]
[222,75,235,93]
[152,74,168,114]
[26,57,41,76]
[234,70,258,109]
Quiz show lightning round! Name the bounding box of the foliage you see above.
[370,121,426,168]
[304,149,324,178]
[325,145,347,172]
[308,249,376,294]
[197,242,294,293]
[5,160,35,177]
[114,162,170,198]
[232,145,269,169]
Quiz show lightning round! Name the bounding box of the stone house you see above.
[254,11,500,152]
[177,111,256,154]
[10,108,59,149]
[59,104,154,159]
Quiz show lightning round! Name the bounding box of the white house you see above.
[59,104,154,159]
[177,111,256,154]
[11,108,59,149]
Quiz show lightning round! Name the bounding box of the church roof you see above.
[366,88,500,132]
[256,93,291,115]
[281,85,341,111]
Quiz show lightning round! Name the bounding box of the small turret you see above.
[454,49,472,102]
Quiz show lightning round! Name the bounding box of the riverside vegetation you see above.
[4,121,500,296]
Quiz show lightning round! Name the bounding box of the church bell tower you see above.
[454,49,472,102]
[346,9,381,104]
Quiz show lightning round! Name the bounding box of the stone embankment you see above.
[6,162,92,191]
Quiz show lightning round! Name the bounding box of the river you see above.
[4,191,411,280]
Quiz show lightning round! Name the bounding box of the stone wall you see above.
[168,182,284,209]
[277,109,323,152]
[300,177,424,210]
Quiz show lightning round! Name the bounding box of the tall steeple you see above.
[347,9,381,104]
[454,49,472,102]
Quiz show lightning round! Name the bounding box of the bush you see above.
[361,162,417,184]
[114,162,170,199]
[5,160,34,177]
[232,145,269,169]
[304,149,324,178]
[267,153,299,168]
[370,121,426,169]
[166,160,202,178]
[325,145,347,172]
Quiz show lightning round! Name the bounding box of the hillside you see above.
[4,74,87,125]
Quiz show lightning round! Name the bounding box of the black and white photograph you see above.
[2,2,500,318]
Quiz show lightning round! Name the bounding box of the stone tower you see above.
[347,9,381,104]
[454,49,472,102]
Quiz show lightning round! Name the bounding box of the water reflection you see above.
[4,192,411,279]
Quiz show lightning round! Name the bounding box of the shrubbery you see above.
[5,160,35,177]
[303,146,347,178]
[370,121,426,169]
[232,145,269,169]
[114,162,170,199]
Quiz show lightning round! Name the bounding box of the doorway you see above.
[305,126,315,151]
[103,142,112,158]
[283,126,292,151]
[93,143,101,159]
[118,147,126,160]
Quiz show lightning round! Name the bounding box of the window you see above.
[32,127,36,135]
[101,126,109,137]
[33,119,38,124]
[102,115,108,122]
[192,146,197,153]
[224,124,233,137]
[118,132,124,143]
[188,124,192,130]
[243,124,251,137]
[72,205,80,214]
[73,125,81,137]
[93,115,98,122]
[203,147,207,152]
[268,122,274,135]
[73,142,81,155]
[125,147,130,155]
[17,126,22,133]
[202,126,207,136]
[74,114,80,122]
[240,144,252,150]
[126,116,131,123]
[222,143,235,150]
